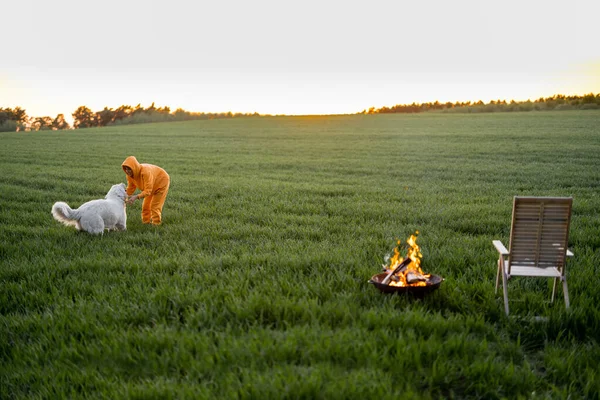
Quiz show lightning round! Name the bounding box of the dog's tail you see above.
[51,202,80,228]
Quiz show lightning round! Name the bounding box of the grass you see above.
[1,110,600,399]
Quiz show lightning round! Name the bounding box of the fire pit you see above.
[369,231,443,296]
[369,273,444,295]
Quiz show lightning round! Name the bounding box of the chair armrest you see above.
[566,249,574,257]
[493,240,509,256]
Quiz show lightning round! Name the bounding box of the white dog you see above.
[51,183,127,234]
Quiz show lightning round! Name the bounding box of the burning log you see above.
[406,271,429,284]
[381,257,412,285]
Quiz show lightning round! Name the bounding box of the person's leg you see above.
[150,184,169,225]
[141,195,153,224]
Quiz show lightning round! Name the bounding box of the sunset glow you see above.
[2,0,599,120]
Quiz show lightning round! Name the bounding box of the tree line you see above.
[0,103,261,132]
[2,93,599,132]
[361,93,600,114]
[71,103,262,129]
[0,107,71,132]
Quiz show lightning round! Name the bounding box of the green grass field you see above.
[2,111,600,399]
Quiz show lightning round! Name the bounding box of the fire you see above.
[383,231,430,287]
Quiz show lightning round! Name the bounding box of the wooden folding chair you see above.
[493,197,574,315]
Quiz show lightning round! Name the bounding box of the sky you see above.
[2,0,599,121]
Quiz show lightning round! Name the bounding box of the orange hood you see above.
[122,156,141,178]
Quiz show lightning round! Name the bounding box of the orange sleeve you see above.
[138,170,155,199]
[125,175,137,196]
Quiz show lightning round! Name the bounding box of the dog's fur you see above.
[51,183,127,234]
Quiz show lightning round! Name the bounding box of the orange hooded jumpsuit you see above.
[122,156,170,225]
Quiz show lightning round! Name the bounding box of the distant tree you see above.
[31,116,53,131]
[51,114,70,130]
[72,106,96,128]
[156,106,170,115]
[15,107,27,122]
[145,102,156,114]
[0,106,28,125]
[113,105,133,122]
[0,110,9,125]
[582,93,597,104]
[96,107,116,127]
[12,107,27,123]
[173,108,190,120]
[130,104,145,117]
[0,120,18,132]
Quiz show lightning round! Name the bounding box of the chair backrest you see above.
[508,196,572,272]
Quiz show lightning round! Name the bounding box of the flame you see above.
[383,231,429,287]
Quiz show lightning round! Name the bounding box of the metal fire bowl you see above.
[369,273,444,295]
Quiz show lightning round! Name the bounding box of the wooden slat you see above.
[510,250,565,256]
[511,253,564,260]
[513,220,568,225]
[536,254,565,260]
[516,207,569,212]
[514,196,573,204]
[513,238,566,243]
[511,245,565,252]
[512,236,553,242]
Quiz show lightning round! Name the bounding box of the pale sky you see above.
[2,0,599,120]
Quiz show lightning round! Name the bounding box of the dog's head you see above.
[106,183,127,202]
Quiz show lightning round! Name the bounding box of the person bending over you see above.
[122,156,170,225]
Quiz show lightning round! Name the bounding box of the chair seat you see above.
[502,260,562,277]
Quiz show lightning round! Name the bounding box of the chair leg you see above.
[551,277,558,303]
[495,259,501,294]
[562,277,570,309]
[501,267,509,316]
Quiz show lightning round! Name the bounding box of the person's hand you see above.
[126,195,138,204]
